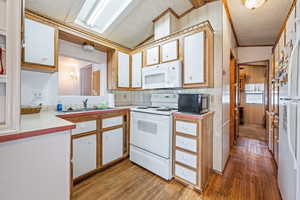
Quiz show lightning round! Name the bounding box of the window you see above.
[244,83,264,104]
[245,93,264,104]
[75,0,134,34]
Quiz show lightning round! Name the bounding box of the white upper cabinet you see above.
[145,46,159,66]
[131,52,142,88]
[183,32,205,84]
[117,51,130,88]
[73,134,97,178]
[154,12,178,40]
[24,18,56,67]
[161,40,178,63]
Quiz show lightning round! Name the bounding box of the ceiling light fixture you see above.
[86,0,110,26]
[242,0,267,10]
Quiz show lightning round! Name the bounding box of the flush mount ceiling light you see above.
[242,0,267,10]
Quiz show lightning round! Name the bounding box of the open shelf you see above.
[0,74,7,83]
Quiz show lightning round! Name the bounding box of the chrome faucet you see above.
[83,98,88,109]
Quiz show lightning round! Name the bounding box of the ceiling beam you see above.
[189,0,206,8]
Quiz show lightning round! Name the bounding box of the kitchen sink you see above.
[61,107,114,113]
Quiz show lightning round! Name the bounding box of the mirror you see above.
[58,56,103,96]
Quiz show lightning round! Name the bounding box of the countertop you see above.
[0,107,131,143]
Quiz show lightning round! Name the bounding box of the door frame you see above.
[229,52,237,147]
[236,59,270,143]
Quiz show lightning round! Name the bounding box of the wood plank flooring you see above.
[239,124,267,141]
[72,137,281,200]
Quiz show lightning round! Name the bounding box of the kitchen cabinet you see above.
[60,109,130,184]
[183,28,213,88]
[102,128,124,165]
[117,51,130,88]
[161,40,178,63]
[145,46,159,66]
[173,112,214,192]
[131,52,142,88]
[153,11,177,40]
[22,18,58,72]
[73,134,97,178]
[184,32,205,84]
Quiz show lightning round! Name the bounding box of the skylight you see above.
[75,0,134,34]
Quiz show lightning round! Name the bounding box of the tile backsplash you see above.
[111,88,220,108]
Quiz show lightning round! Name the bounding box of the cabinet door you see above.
[146,46,159,66]
[154,14,170,40]
[73,134,97,178]
[131,52,142,88]
[184,32,205,84]
[117,52,130,88]
[24,18,56,66]
[102,128,123,165]
[161,40,178,63]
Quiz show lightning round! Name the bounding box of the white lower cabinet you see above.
[73,134,97,178]
[102,128,123,165]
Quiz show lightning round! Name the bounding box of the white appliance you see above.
[142,60,182,89]
[130,94,178,180]
[278,38,300,200]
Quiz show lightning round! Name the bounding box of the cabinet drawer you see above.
[102,116,123,128]
[175,135,197,152]
[175,164,197,185]
[176,121,197,136]
[175,150,197,168]
[72,121,97,135]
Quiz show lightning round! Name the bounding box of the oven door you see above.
[130,111,171,158]
[142,65,168,89]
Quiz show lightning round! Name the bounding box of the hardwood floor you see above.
[239,124,267,141]
[72,137,281,200]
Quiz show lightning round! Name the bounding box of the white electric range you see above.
[130,94,178,180]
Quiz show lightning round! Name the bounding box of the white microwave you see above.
[142,60,182,89]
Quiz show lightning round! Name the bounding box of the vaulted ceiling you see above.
[227,0,294,46]
[25,0,193,48]
[25,0,295,48]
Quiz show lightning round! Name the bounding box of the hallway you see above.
[239,124,267,141]
[72,137,281,200]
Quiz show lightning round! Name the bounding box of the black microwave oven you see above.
[178,94,209,114]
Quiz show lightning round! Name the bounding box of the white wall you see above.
[176,1,225,172]
[238,46,273,63]
[21,40,108,107]
[222,4,237,170]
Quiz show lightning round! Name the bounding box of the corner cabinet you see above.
[59,109,129,185]
[22,17,58,72]
[183,29,213,88]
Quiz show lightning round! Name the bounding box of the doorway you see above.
[237,64,268,141]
